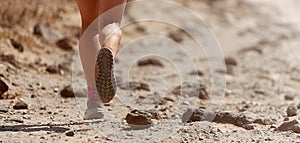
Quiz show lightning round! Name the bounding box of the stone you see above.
[172,82,209,100]
[56,38,74,51]
[60,85,75,98]
[287,105,297,117]
[189,70,204,76]
[65,131,75,137]
[137,58,163,67]
[284,95,295,101]
[0,79,9,98]
[276,120,300,133]
[46,65,59,74]
[33,23,63,43]
[10,39,24,52]
[168,30,183,43]
[253,118,275,125]
[188,108,254,130]
[125,110,153,126]
[13,99,28,109]
[129,81,150,91]
[0,107,9,113]
[225,57,238,66]
[0,54,20,68]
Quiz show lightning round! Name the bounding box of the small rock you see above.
[53,88,59,93]
[189,70,204,76]
[12,82,19,86]
[168,30,183,43]
[253,118,275,125]
[189,108,254,130]
[125,110,153,126]
[13,99,28,109]
[129,81,150,91]
[135,25,146,33]
[284,117,289,122]
[65,131,75,137]
[46,65,59,74]
[60,85,75,98]
[0,107,9,113]
[1,93,16,99]
[287,105,297,117]
[9,119,24,123]
[284,95,295,101]
[39,106,47,110]
[0,54,20,68]
[137,58,163,67]
[10,39,24,52]
[275,120,300,133]
[164,96,176,102]
[172,82,209,100]
[293,124,300,133]
[0,79,9,98]
[225,57,238,66]
[56,38,73,51]
[33,23,63,43]
[297,103,300,109]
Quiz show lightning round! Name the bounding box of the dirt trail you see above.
[0,0,300,142]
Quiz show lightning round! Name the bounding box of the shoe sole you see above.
[96,48,116,103]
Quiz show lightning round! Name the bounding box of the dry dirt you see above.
[0,0,300,142]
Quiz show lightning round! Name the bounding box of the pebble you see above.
[65,131,75,137]
[135,25,146,33]
[46,65,59,74]
[0,79,9,97]
[225,57,238,66]
[189,70,204,76]
[253,118,275,125]
[0,54,20,68]
[284,95,295,101]
[13,99,28,109]
[129,81,150,91]
[172,82,209,100]
[168,30,183,43]
[10,39,24,52]
[53,88,59,93]
[60,85,75,98]
[287,105,297,117]
[33,23,63,43]
[56,38,74,51]
[0,107,9,113]
[163,96,176,102]
[284,117,289,122]
[137,58,164,67]
[125,109,153,126]
[276,120,300,133]
[39,106,47,110]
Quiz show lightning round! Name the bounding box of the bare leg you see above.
[77,0,125,89]
[77,0,126,119]
[77,0,101,89]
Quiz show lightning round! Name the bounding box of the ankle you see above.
[87,87,96,100]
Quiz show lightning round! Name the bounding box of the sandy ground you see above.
[0,0,300,142]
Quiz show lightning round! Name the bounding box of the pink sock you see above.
[106,47,115,57]
[87,88,95,101]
